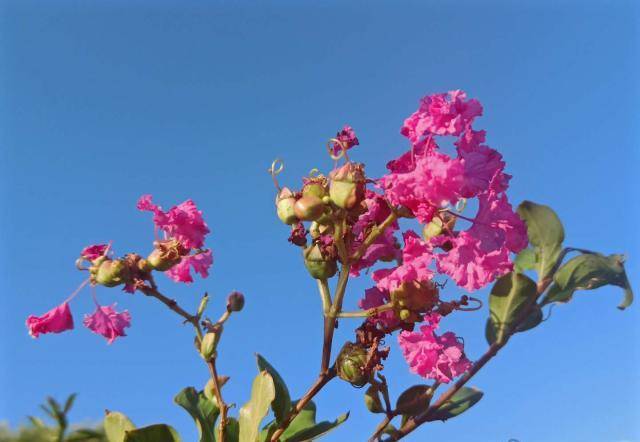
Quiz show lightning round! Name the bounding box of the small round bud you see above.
[336,342,370,387]
[391,281,439,324]
[226,291,245,312]
[303,244,337,279]
[302,176,328,200]
[93,259,130,287]
[294,195,325,222]
[329,163,366,210]
[276,187,299,225]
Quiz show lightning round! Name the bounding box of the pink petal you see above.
[83,304,131,344]
[26,302,74,338]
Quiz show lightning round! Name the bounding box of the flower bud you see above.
[226,291,245,312]
[391,280,439,324]
[200,332,218,360]
[336,342,370,387]
[302,175,328,199]
[93,259,130,287]
[422,213,457,241]
[294,195,326,222]
[329,163,365,210]
[303,244,337,279]
[276,187,299,225]
[146,239,186,271]
[309,222,333,239]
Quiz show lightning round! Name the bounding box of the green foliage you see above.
[394,385,432,416]
[427,387,484,422]
[516,201,565,280]
[123,425,181,442]
[104,412,135,442]
[174,387,219,442]
[486,272,538,345]
[239,371,276,442]
[259,401,348,442]
[256,354,292,425]
[0,395,105,442]
[542,253,633,310]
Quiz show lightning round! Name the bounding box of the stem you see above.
[369,415,392,442]
[351,212,398,262]
[317,279,332,315]
[321,264,350,373]
[270,367,337,442]
[207,358,228,442]
[338,302,394,318]
[139,286,198,327]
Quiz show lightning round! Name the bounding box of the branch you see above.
[139,286,198,327]
[321,264,350,373]
[206,358,228,442]
[351,212,398,262]
[338,302,394,318]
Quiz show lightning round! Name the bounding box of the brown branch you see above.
[270,367,336,442]
[207,358,228,442]
[139,286,198,327]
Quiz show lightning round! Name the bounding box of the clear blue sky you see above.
[1,1,638,441]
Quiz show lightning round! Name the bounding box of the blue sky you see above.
[1,1,638,441]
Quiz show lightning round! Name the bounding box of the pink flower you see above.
[165,250,213,283]
[83,303,131,344]
[350,191,400,276]
[456,130,507,198]
[137,195,210,249]
[401,90,483,145]
[432,191,527,291]
[380,151,464,223]
[373,231,433,293]
[359,286,399,329]
[331,125,359,155]
[80,244,109,261]
[398,313,471,383]
[26,302,74,338]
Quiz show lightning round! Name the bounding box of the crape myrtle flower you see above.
[26,302,74,338]
[83,302,131,344]
[330,125,359,156]
[397,313,471,383]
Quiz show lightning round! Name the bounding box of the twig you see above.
[351,212,398,262]
[207,358,228,442]
[338,302,394,318]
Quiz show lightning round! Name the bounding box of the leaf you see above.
[364,385,384,414]
[259,400,348,442]
[104,411,136,442]
[514,248,537,273]
[174,387,219,442]
[486,272,537,345]
[428,387,484,421]
[395,385,432,416]
[256,354,292,424]
[63,393,77,414]
[516,304,543,332]
[517,201,565,279]
[66,428,106,441]
[285,412,349,442]
[123,424,181,442]
[225,417,240,442]
[541,253,633,310]
[239,371,276,442]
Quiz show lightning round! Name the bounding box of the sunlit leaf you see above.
[256,354,292,424]
[428,387,484,421]
[174,387,219,442]
[239,371,276,442]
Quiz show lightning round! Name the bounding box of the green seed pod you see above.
[391,281,439,324]
[200,332,218,360]
[276,187,299,225]
[336,342,370,387]
[94,259,130,287]
[329,163,366,210]
[146,239,185,271]
[294,195,326,222]
[303,244,337,279]
[302,175,328,200]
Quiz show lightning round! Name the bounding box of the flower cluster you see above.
[274,90,524,384]
[26,196,212,344]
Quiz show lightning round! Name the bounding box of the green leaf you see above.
[514,248,537,273]
[123,424,181,442]
[239,371,276,442]
[66,428,106,441]
[256,354,292,424]
[285,412,349,442]
[395,385,432,416]
[258,400,348,442]
[364,385,384,414]
[104,411,136,442]
[516,304,543,332]
[428,387,484,421]
[63,393,77,414]
[225,417,240,442]
[542,253,633,310]
[486,272,537,345]
[174,387,219,442]
[517,201,565,279]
